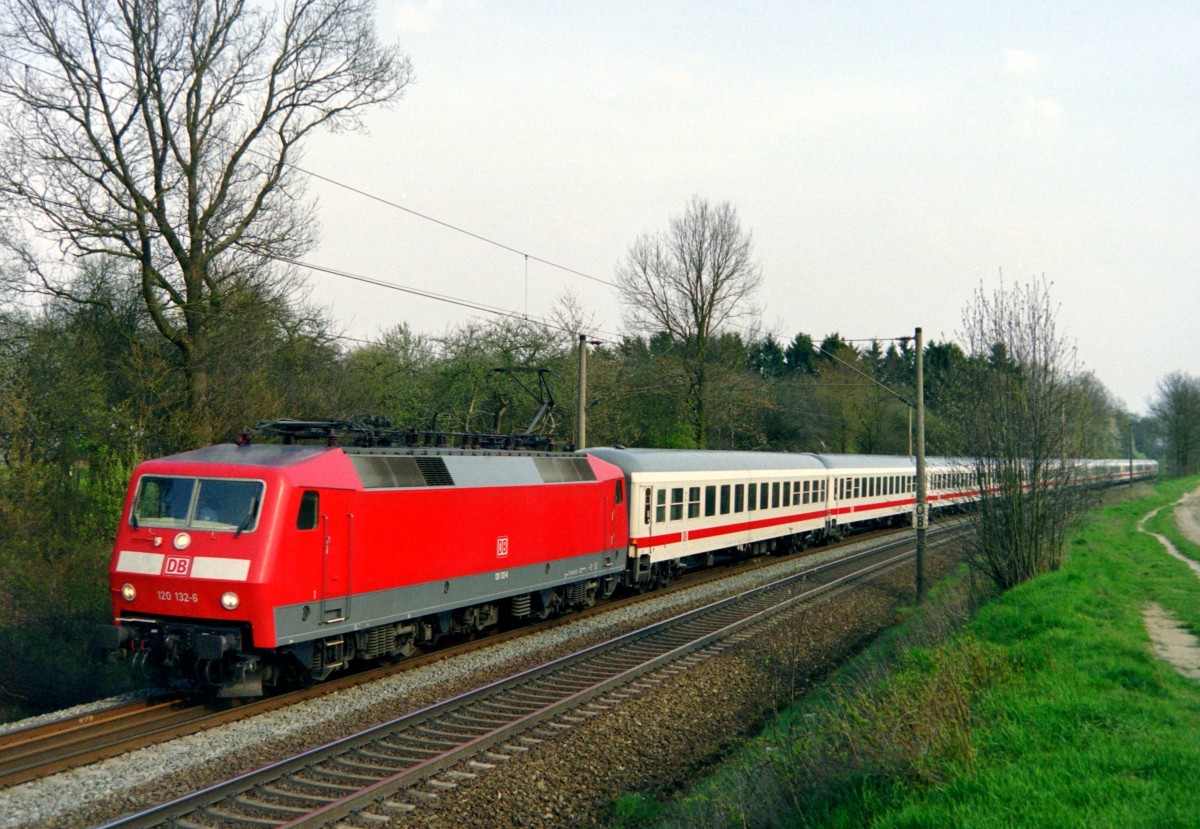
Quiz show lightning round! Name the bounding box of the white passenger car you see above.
[585,448,830,587]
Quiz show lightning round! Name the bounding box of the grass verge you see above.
[1144,502,1200,565]
[617,476,1200,828]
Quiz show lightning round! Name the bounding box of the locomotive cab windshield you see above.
[132,475,264,534]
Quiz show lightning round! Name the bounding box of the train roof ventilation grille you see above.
[416,456,455,487]
[535,457,597,483]
[349,456,427,488]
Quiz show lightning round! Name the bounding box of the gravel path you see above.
[0,537,955,829]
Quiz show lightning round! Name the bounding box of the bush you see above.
[0,452,139,721]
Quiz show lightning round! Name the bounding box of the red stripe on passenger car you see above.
[631,497,917,551]
[634,531,683,548]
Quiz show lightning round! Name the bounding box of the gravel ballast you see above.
[1,536,955,829]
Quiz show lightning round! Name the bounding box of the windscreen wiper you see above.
[234,497,258,538]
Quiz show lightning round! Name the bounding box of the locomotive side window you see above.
[297,491,319,530]
[616,480,624,505]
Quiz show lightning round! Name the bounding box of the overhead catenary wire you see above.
[7,53,914,376]
[270,254,625,346]
[290,163,618,290]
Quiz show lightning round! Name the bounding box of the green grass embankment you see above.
[1143,499,1200,567]
[619,477,1200,829]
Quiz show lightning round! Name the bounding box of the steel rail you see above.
[98,527,965,829]
[3,522,954,791]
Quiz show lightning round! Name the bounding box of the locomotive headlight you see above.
[220,591,240,611]
[121,583,137,602]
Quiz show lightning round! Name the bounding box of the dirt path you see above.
[1138,483,1200,681]
[1174,485,1200,547]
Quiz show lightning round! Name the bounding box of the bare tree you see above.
[949,277,1097,589]
[615,196,762,447]
[0,0,412,440]
[1149,371,1200,476]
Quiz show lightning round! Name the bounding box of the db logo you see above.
[164,556,192,577]
[496,536,509,558]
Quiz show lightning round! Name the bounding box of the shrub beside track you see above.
[646,477,1200,829]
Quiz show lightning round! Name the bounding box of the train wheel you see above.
[582,584,597,608]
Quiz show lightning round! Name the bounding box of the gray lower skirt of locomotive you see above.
[273,546,627,646]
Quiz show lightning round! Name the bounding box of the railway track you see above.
[0,558,744,791]
[1,523,924,792]
[97,527,963,829]
[0,694,196,788]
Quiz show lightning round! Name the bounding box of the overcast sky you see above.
[301,1,1198,416]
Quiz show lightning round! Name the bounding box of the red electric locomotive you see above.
[97,428,628,697]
